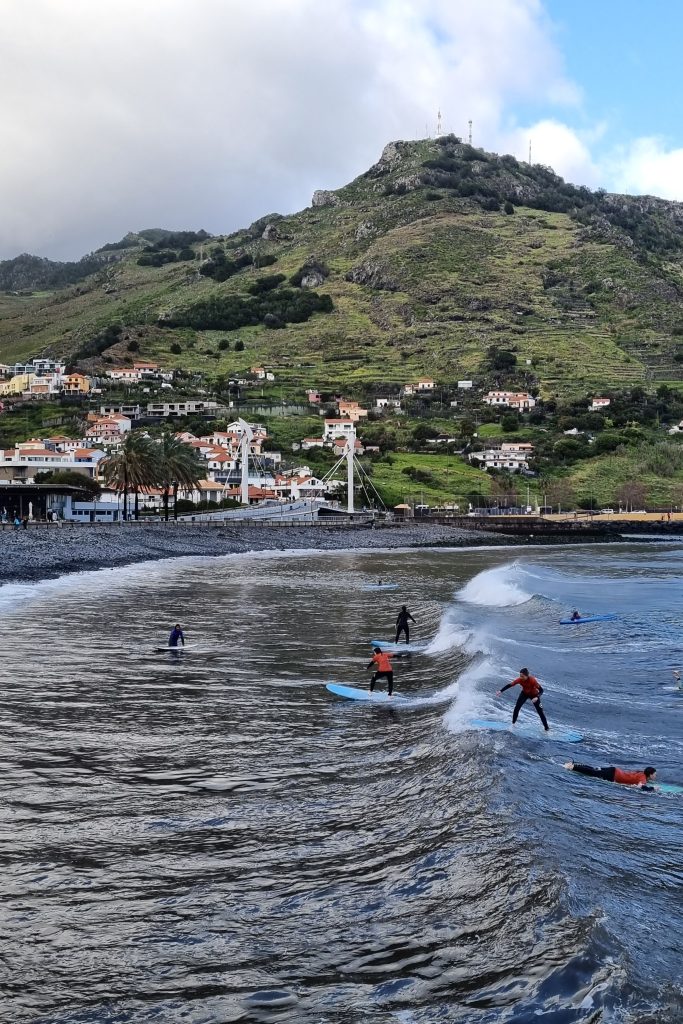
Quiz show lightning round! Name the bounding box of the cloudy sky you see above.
[2,0,683,261]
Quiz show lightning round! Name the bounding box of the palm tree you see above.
[155,433,204,521]
[102,432,159,520]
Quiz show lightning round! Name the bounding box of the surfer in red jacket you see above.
[496,667,549,731]
[565,762,656,789]
[367,647,395,696]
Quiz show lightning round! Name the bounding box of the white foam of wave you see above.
[424,617,473,655]
[457,562,533,607]
[442,657,507,732]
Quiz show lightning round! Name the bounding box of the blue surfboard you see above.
[559,614,617,625]
[326,682,407,703]
[370,639,425,654]
[362,583,399,592]
[656,782,683,795]
[469,718,583,743]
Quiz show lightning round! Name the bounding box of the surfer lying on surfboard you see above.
[565,761,656,790]
[367,647,395,697]
[496,668,550,732]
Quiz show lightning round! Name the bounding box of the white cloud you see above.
[608,137,683,200]
[500,119,600,185]
[0,0,578,259]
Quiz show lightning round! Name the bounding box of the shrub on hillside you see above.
[161,289,333,332]
[170,342,182,354]
[248,274,286,295]
[290,260,330,287]
[234,340,245,351]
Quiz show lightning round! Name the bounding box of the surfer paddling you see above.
[496,668,550,732]
[367,647,395,697]
[168,624,185,648]
[395,605,416,644]
[570,610,581,621]
[565,762,656,790]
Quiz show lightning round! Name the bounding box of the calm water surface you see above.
[0,544,682,1023]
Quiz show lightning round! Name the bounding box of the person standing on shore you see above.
[367,646,395,697]
[395,605,416,644]
[496,668,550,731]
[168,624,185,648]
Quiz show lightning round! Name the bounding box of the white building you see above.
[323,418,356,440]
[146,400,218,417]
[0,445,106,483]
[376,397,401,410]
[483,391,536,410]
[470,442,534,472]
[457,380,473,389]
[589,397,611,411]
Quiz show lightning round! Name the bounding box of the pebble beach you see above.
[0,521,511,585]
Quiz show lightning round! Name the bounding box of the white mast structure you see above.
[237,417,254,505]
[346,427,356,514]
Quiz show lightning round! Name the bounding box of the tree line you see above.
[38,433,206,520]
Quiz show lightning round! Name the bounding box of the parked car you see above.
[599,508,614,514]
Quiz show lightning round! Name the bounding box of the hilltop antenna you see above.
[528,139,532,165]
[468,120,472,145]
[437,109,442,136]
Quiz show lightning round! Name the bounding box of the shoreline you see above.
[0,520,647,588]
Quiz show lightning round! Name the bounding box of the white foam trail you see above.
[457,563,533,607]
[442,658,504,732]
[424,618,473,654]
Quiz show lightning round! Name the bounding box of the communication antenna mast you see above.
[437,109,442,136]
[468,120,472,145]
[528,139,532,165]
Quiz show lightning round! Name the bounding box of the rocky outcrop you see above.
[300,270,326,288]
[346,261,399,292]
[261,222,280,241]
[355,220,375,241]
[312,190,340,208]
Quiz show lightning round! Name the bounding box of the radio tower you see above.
[528,139,532,165]
[437,109,442,136]
[468,119,472,145]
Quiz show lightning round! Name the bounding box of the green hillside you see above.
[5,137,683,513]
[2,136,683,396]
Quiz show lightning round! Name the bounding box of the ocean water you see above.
[0,543,681,1023]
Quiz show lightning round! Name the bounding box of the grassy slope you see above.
[3,138,683,397]
[3,139,683,507]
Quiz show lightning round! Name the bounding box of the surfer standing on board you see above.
[395,605,416,644]
[496,668,550,731]
[565,762,656,789]
[367,647,395,697]
[168,624,185,648]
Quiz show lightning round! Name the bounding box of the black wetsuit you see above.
[570,764,654,789]
[395,610,415,644]
[169,628,184,648]
[370,671,394,695]
[500,677,549,730]
[573,764,616,781]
